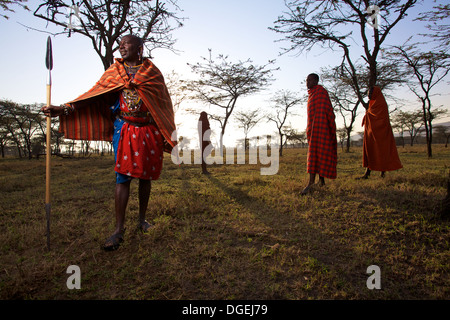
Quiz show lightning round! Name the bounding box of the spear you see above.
[45,36,53,251]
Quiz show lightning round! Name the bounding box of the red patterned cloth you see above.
[306,85,337,179]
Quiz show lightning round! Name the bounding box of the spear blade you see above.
[46,36,53,87]
[46,36,53,71]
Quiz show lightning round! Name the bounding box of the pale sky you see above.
[0,0,449,147]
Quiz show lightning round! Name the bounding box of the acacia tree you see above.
[34,0,184,70]
[234,109,263,150]
[0,100,45,159]
[267,90,302,156]
[336,127,348,151]
[0,127,10,157]
[434,125,450,148]
[389,44,450,157]
[0,0,29,19]
[416,3,450,52]
[285,127,307,148]
[186,50,277,153]
[271,0,418,109]
[1,105,24,157]
[392,110,423,146]
[391,114,406,147]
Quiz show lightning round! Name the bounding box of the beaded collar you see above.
[124,62,142,79]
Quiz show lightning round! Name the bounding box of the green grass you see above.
[0,145,448,299]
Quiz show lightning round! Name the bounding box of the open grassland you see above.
[0,145,448,299]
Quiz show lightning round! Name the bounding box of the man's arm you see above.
[41,104,74,117]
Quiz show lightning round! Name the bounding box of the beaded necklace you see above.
[123,62,143,112]
[124,62,142,79]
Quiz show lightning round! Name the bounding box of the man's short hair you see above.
[123,34,144,47]
[308,73,319,83]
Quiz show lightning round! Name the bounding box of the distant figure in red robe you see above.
[301,73,337,195]
[198,111,211,175]
[359,86,402,179]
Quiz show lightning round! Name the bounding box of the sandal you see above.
[102,232,124,251]
[138,220,154,233]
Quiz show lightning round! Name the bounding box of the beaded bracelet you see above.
[61,104,73,116]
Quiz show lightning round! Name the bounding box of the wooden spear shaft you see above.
[45,88,51,251]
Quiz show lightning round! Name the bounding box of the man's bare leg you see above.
[201,147,210,174]
[138,179,152,231]
[301,173,316,195]
[103,180,130,250]
[201,161,210,174]
[114,180,131,234]
[318,176,325,186]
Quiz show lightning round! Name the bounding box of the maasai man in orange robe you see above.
[359,86,402,179]
[43,35,176,251]
[301,73,337,195]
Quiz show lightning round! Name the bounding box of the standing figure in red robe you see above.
[198,111,211,175]
[42,35,176,251]
[358,86,402,179]
[301,73,337,195]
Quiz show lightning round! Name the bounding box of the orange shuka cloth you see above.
[362,86,402,172]
[59,58,176,153]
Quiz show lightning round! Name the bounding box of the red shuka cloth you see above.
[306,85,337,179]
[362,86,402,172]
[59,58,176,153]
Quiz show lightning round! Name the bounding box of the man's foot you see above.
[301,184,314,195]
[102,231,125,251]
[138,220,154,233]
[202,170,211,175]
[356,168,371,180]
[318,177,325,187]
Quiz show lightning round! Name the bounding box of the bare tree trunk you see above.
[345,126,352,153]
[421,100,432,158]
[279,131,284,157]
